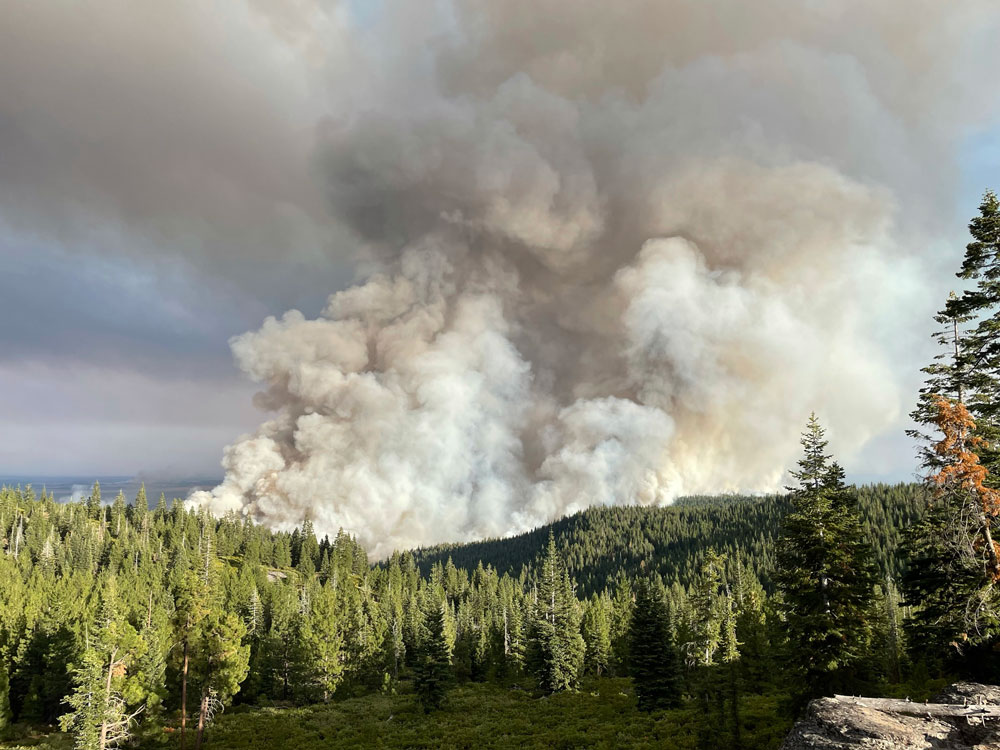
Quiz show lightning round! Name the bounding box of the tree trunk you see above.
[99,648,117,750]
[954,316,964,404]
[195,689,208,750]
[729,660,742,750]
[981,519,1000,580]
[818,523,831,615]
[180,641,189,750]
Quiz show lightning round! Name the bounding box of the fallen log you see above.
[832,695,1000,720]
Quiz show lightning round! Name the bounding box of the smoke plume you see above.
[190,0,1000,557]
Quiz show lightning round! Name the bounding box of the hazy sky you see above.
[2,0,999,492]
[0,1,357,476]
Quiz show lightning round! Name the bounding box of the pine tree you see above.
[581,594,612,676]
[0,659,12,741]
[172,570,209,750]
[909,192,1000,473]
[903,398,1000,669]
[297,520,319,577]
[628,577,682,711]
[904,195,1000,670]
[609,575,634,676]
[153,493,167,522]
[190,611,249,750]
[774,415,878,699]
[61,647,102,750]
[526,534,585,693]
[134,484,148,513]
[110,492,126,538]
[86,482,102,522]
[731,562,774,693]
[949,190,1000,465]
[413,596,451,713]
[261,584,306,701]
[134,617,167,725]
[870,579,905,684]
[60,583,145,750]
[686,548,726,668]
[723,595,745,744]
[299,584,345,702]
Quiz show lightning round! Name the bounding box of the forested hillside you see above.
[412,483,927,595]
[0,476,927,750]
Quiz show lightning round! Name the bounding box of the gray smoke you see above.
[190,0,1000,557]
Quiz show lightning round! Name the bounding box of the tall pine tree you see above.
[413,595,452,713]
[628,577,682,711]
[775,414,877,699]
[526,534,585,693]
[904,398,1000,672]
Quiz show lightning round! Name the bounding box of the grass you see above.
[0,724,72,750]
[2,679,792,750]
[178,679,789,750]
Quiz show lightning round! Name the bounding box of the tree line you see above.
[411,482,926,595]
[0,461,924,750]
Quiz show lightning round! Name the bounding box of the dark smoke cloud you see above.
[192,0,1000,556]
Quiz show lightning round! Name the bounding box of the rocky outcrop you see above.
[934,683,1000,707]
[781,683,1000,749]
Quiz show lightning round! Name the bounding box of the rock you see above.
[781,684,1000,749]
[934,683,1000,707]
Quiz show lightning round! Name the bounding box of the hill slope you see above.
[410,483,927,595]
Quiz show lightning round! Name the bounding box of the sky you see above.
[0,1,357,476]
[2,0,1000,520]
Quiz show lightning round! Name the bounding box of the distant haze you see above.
[0,476,219,506]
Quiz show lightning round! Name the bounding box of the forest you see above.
[0,192,999,750]
[0,474,919,750]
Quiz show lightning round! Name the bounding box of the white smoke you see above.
[190,0,1000,557]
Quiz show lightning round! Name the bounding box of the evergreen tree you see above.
[154,493,167,522]
[525,534,585,693]
[134,617,168,725]
[609,575,634,676]
[904,193,1000,671]
[413,596,451,713]
[261,584,305,701]
[134,484,148,514]
[60,584,145,750]
[774,415,878,699]
[719,595,742,748]
[0,659,12,741]
[870,579,905,684]
[86,482,102,522]
[297,520,320,577]
[581,594,612,676]
[686,548,726,668]
[903,398,1000,671]
[299,584,345,702]
[110,492,127,538]
[947,189,1000,467]
[731,562,774,693]
[171,570,209,750]
[190,611,249,750]
[628,577,682,711]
